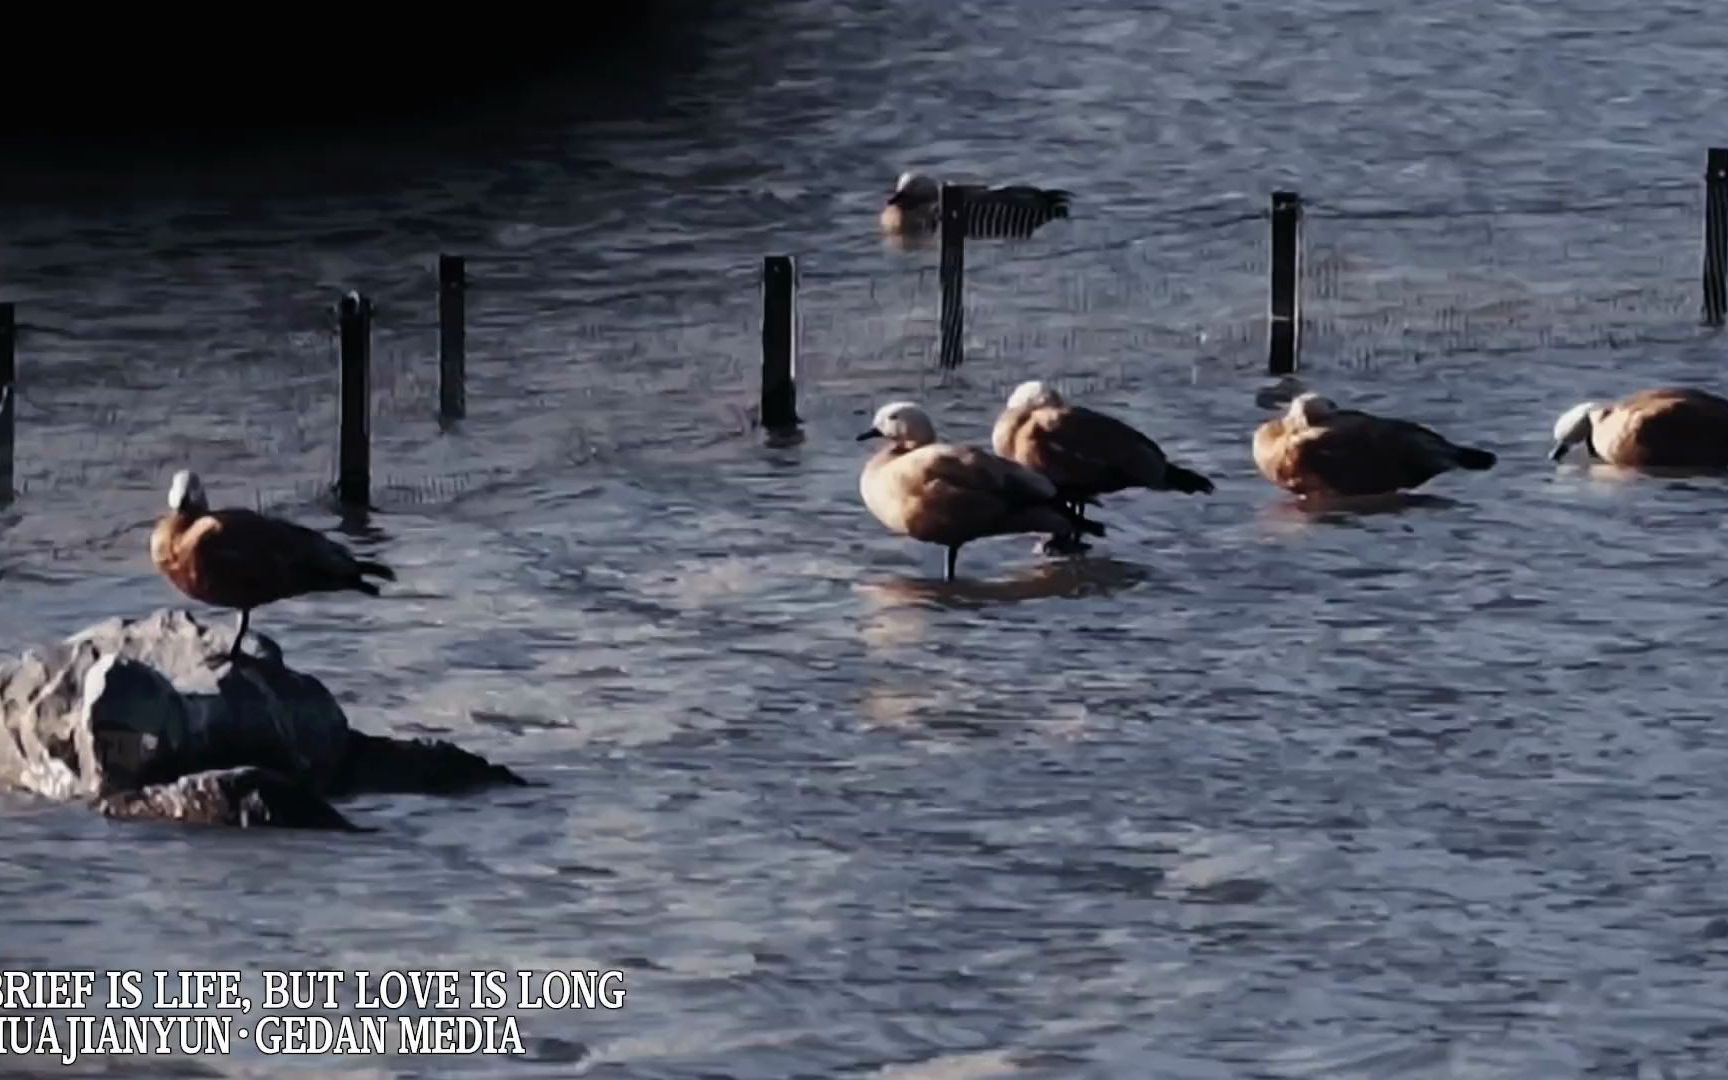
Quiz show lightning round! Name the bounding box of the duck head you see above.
[886,171,940,209]
[167,469,209,514]
[1005,379,1064,412]
[1549,401,1602,461]
[858,400,938,447]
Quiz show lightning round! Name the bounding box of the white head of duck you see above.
[167,468,209,514]
[1005,379,1064,412]
[858,400,938,448]
[880,172,942,235]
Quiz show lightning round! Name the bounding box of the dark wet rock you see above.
[336,731,529,797]
[97,766,362,831]
[0,608,523,830]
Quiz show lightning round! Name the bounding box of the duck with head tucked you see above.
[1252,392,1497,500]
[992,380,1215,527]
[879,171,1073,240]
[880,172,942,236]
[1549,386,1728,469]
[858,400,1104,581]
[149,469,397,665]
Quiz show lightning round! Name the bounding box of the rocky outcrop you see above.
[0,609,525,830]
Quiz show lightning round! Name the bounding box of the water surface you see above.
[3,1,1728,1076]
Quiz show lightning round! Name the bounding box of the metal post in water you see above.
[1704,148,1728,328]
[1267,191,1304,375]
[337,291,372,507]
[939,183,970,370]
[0,303,13,504]
[439,254,467,422]
[760,255,800,442]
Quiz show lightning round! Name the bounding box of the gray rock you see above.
[0,608,348,800]
[0,608,524,830]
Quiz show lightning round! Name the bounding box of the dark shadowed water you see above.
[4,1,1728,1076]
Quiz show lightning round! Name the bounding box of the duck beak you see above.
[1547,441,1570,462]
[857,427,881,441]
[885,190,908,208]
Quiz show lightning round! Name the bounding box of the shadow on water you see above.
[857,555,1155,611]
[1561,461,1728,492]
[0,0,757,201]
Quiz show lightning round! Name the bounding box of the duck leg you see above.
[1036,498,1094,557]
[944,545,959,582]
[215,608,252,667]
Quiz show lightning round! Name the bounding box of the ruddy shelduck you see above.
[1549,386,1728,469]
[879,171,1073,239]
[1252,392,1497,499]
[858,400,1103,581]
[992,380,1216,523]
[150,469,396,663]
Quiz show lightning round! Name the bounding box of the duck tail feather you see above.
[1454,446,1497,470]
[1163,463,1216,494]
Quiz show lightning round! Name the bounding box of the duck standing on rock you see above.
[149,469,396,664]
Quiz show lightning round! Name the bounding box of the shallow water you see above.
[4,0,1728,1076]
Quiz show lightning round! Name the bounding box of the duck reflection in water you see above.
[1261,490,1463,527]
[858,555,1153,612]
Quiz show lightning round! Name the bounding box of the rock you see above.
[0,608,349,800]
[0,608,523,830]
[336,732,530,797]
[97,766,363,831]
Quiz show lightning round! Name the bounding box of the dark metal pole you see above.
[760,255,800,439]
[439,254,467,421]
[0,303,13,504]
[1267,191,1303,375]
[939,184,971,371]
[337,291,371,507]
[1704,148,1727,328]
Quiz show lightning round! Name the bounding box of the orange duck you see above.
[149,469,396,663]
[1253,392,1497,499]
